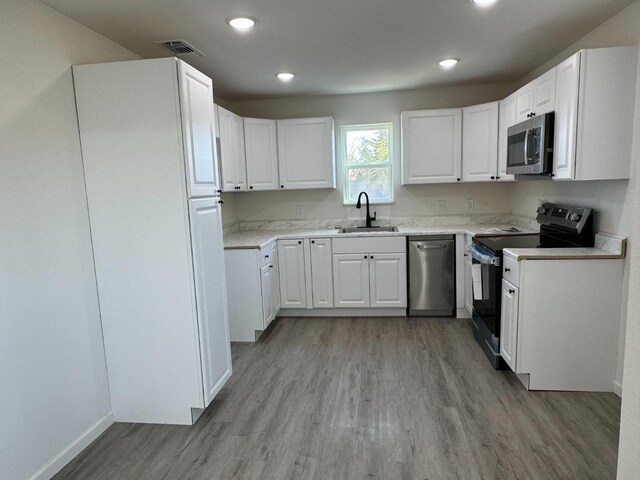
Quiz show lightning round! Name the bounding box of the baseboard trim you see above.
[278,307,406,317]
[614,380,623,398]
[29,412,114,480]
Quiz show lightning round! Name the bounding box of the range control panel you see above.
[536,202,593,233]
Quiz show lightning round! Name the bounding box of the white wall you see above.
[618,66,640,477]
[0,2,139,479]
[225,84,515,222]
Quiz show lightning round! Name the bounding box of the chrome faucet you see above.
[356,191,376,228]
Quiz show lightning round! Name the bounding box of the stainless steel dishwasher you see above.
[408,235,456,316]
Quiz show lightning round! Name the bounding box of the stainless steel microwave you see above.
[506,112,554,175]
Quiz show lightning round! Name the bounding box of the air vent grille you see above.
[155,39,205,57]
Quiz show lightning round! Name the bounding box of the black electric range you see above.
[468,202,595,369]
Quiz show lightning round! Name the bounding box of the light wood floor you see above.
[54,317,621,480]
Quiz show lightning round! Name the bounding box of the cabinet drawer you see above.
[502,254,519,286]
[261,241,276,267]
[332,236,406,254]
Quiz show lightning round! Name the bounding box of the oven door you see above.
[471,259,502,336]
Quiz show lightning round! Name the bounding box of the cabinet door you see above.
[462,102,499,182]
[500,279,519,372]
[310,239,334,308]
[369,253,407,308]
[178,61,218,197]
[244,118,279,191]
[498,94,517,182]
[553,53,580,180]
[515,85,534,123]
[401,109,462,184]
[188,198,232,406]
[260,264,274,328]
[333,254,370,307]
[277,117,335,190]
[271,248,281,316]
[532,68,556,115]
[464,255,473,314]
[278,240,307,308]
[233,113,247,191]
[217,106,238,192]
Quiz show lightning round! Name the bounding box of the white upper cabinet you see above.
[310,238,334,308]
[277,117,336,190]
[497,94,517,182]
[244,118,279,191]
[217,105,247,192]
[462,102,499,182]
[515,68,556,123]
[401,109,462,184]
[553,53,581,180]
[277,239,307,308]
[553,47,637,181]
[177,62,219,197]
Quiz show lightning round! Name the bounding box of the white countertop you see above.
[504,233,627,261]
[223,224,537,250]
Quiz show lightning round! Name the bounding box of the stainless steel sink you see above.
[339,226,398,233]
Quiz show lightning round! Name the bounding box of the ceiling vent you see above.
[155,39,205,57]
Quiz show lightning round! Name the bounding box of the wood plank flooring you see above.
[54,317,621,480]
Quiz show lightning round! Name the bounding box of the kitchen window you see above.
[342,123,393,205]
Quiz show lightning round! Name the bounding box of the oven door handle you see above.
[523,128,530,165]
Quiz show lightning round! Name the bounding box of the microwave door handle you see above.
[523,128,530,164]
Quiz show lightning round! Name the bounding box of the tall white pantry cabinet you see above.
[73,58,232,425]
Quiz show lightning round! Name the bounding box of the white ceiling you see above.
[42,0,635,101]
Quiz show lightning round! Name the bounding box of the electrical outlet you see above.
[296,205,304,218]
[438,200,446,213]
[466,199,474,212]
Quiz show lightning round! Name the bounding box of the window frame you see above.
[341,122,394,206]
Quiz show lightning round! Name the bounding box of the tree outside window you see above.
[342,123,393,205]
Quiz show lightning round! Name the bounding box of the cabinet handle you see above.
[218,199,224,204]
[281,185,284,188]
[496,176,501,180]
[265,254,269,259]
[270,265,273,269]
[298,241,302,244]
[509,289,515,294]
[370,255,374,259]
[216,189,222,194]
[457,178,461,182]
[505,268,511,272]
[364,255,368,259]
[491,176,495,180]
[311,240,315,244]
[249,186,254,190]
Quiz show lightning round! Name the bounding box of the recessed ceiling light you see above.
[470,0,498,7]
[276,72,295,82]
[227,17,256,30]
[439,58,460,69]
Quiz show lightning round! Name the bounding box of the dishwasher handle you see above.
[415,243,449,250]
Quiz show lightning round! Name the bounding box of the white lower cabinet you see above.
[369,253,407,307]
[278,239,307,308]
[333,254,371,307]
[499,279,519,372]
[225,242,280,342]
[310,239,334,308]
[331,237,407,309]
[500,250,623,392]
